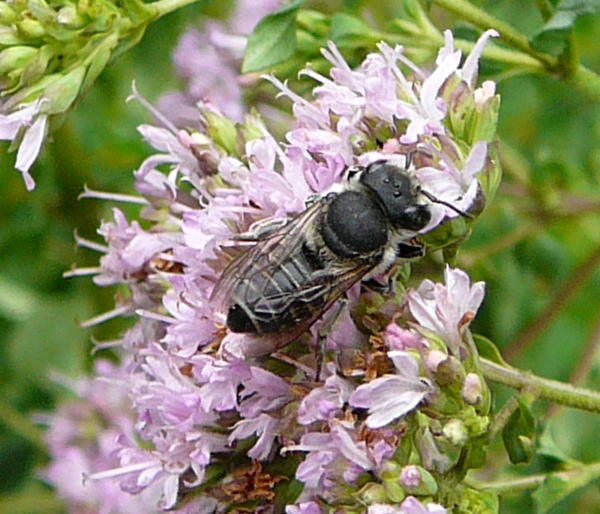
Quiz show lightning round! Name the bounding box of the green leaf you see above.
[533,464,600,513]
[242,0,304,73]
[328,13,373,47]
[473,334,509,367]
[537,426,578,465]
[502,397,536,464]
[530,0,600,54]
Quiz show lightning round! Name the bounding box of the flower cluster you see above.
[0,0,163,190]
[47,29,500,512]
[157,0,279,125]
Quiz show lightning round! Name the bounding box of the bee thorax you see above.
[320,190,388,257]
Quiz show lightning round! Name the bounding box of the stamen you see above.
[80,305,132,328]
[74,230,109,253]
[63,266,103,278]
[79,185,148,205]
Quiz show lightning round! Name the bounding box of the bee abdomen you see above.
[227,243,327,334]
[227,303,257,333]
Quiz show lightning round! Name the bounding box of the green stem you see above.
[430,0,600,100]
[149,0,202,19]
[467,462,600,494]
[481,358,600,414]
[431,0,555,66]
[0,399,46,451]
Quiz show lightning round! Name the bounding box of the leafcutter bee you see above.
[211,159,467,350]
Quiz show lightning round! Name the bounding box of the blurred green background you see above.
[0,0,599,512]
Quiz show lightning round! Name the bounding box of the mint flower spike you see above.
[48,29,503,512]
[0,0,179,190]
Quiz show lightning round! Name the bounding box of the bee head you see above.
[359,160,431,231]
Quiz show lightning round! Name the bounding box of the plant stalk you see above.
[481,358,600,414]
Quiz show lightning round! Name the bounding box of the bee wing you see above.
[210,199,325,311]
[257,259,374,349]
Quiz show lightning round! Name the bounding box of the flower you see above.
[406,266,485,353]
[158,1,279,125]
[349,351,434,428]
[48,26,499,512]
[0,99,48,190]
[368,496,447,513]
[0,0,160,189]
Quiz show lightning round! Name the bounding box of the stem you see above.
[430,0,600,100]
[487,395,520,441]
[148,0,201,18]
[0,399,46,451]
[481,358,600,414]
[430,0,555,67]
[503,240,600,360]
[467,462,600,494]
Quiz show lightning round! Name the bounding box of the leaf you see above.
[473,333,509,367]
[530,0,600,54]
[328,13,373,47]
[537,426,577,465]
[533,464,600,513]
[242,0,304,73]
[502,397,536,464]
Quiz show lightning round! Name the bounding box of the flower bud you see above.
[0,3,17,23]
[443,418,468,446]
[399,465,438,495]
[359,483,388,504]
[382,478,406,503]
[429,352,465,387]
[17,19,46,39]
[462,373,483,405]
[57,5,85,28]
[425,350,447,373]
[0,46,37,75]
[202,108,240,157]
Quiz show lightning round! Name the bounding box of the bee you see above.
[211,159,466,350]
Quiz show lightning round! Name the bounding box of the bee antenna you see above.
[420,189,474,219]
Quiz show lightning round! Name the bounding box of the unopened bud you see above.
[399,465,438,495]
[359,483,388,504]
[443,418,468,446]
[57,5,84,28]
[399,465,421,488]
[462,373,483,405]
[434,355,465,385]
[425,350,447,373]
[17,19,46,39]
[0,46,37,74]
[0,3,17,23]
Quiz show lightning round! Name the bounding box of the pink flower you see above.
[407,266,485,353]
[349,352,434,428]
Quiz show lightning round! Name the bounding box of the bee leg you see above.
[315,298,348,381]
[304,193,321,208]
[397,241,425,259]
[363,277,394,295]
